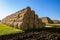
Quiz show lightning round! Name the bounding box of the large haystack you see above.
[53,20,60,24]
[1,7,44,30]
[40,17,53,24]
[0,20,1,23]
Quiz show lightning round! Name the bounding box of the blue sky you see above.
[0,0,60,20]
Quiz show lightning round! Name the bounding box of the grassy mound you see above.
[0,24,23,35]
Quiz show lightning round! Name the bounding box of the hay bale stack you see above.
[1,7,45,30]
[31,14,39,29]
[18,22,28,30]
[53,20,60,24]
[9,22,14,26]
[38,18,45,28]
[13,22,18,28]
[0,20,1,24]
[40,17,53,24]
[38,18,42,28]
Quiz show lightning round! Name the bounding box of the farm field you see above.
[0,23,23,35]
[0,23,60,35]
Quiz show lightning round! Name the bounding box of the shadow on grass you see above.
[24,27,60,33]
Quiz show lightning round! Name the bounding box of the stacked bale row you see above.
[38,18,45,28]
[53,20,60,24]
[0,20,1,24]
[40,17,53,24]
[1,7,45,30]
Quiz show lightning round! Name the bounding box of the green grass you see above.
[47,24,60,26]
[0,23,23,35]
[45,24,60,28]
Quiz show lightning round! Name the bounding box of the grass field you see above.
[0,23,23,35]
[45,24,60,28]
